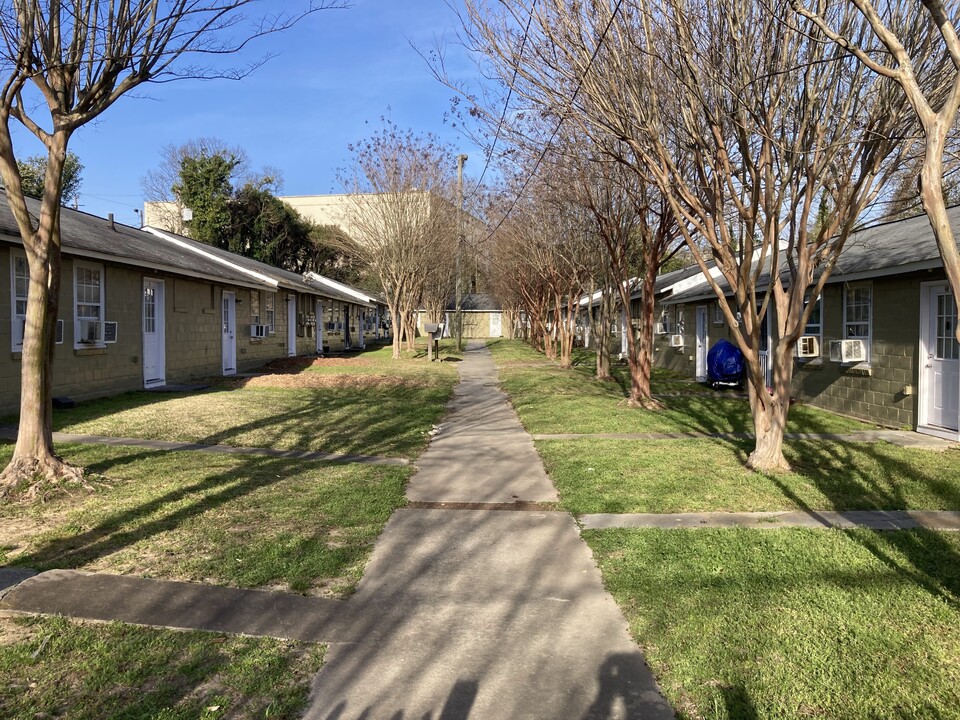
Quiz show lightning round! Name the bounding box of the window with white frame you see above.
[843,282,872,362]
[74,261,104,347]
[10,251,28,350]
[265,292,275,333]
[713,302,724,325]
[250,289,261,327]
[803,294,822,338]
[674,305,685,334]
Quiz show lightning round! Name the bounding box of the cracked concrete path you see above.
[304,341,673,720]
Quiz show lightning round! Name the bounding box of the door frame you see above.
[142,278,166,388]
[221,290,236,376]
[316,300,324,354]
[287,294,297,357]
[695,305,708,382]
[918,281,960,439]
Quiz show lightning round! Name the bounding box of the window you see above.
[265,292,275,333]
[843,282,872,362]
[74,261,104,347]
[803,294,822,338]
[250,289,261,327]
[713,302,724,325]
[10,251,27,350]
[936,292,959,360]
[674,305,685,334]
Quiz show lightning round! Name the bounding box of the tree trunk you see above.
[919,132,960,342]
[594,295,612,381]
[390,306,403,359]
[0,134,86,494]
[625,258,661,409]
[745,346,792,472]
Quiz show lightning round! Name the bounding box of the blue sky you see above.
[16,0,484,226]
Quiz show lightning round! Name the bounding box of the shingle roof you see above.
[0,196,273,289]
[664,207,960,305]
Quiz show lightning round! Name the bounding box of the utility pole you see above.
[455,153,468,352]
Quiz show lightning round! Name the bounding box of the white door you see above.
[920,283,960,432]
[696,305,708,382]
[287,295,297,356]
[490,313,502,337]
[143,279,165,388]
[316,301,324,353]
[358,311,366,349]
[221,291,236,375]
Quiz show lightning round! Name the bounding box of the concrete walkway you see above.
[0,427,407,466]
[303,341,674,719]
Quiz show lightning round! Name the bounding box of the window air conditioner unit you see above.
[797,335,819,358]
[829,339,866,363]
[669,334,684,348]
[250,324,268,339]
[104,321,118,344]
[655,322,672,335]
[77,319,102,344]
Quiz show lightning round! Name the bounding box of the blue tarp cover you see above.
[707,338,744,385]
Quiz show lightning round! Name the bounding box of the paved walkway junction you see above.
[2,341,958,718]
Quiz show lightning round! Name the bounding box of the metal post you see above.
[455,153,468,352]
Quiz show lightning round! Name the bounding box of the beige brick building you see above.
[1,199,384,414]
[633,209,960,439]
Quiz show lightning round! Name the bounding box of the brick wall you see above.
[0,247,332,414]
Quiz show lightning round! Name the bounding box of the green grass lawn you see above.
[1,342,458,460]
[541,437,960,514]
[0,443,406,597]
[585,527,960,719]
[487,340,871,436]
[0,615,323,720]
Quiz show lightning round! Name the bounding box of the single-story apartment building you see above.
[0,198,377,414]
[649,208,960,440]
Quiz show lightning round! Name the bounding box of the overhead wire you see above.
[466,0,538,200]
[479,0,626,243]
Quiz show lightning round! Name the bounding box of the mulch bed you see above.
[259,356,374,373]
[226,374,412,390]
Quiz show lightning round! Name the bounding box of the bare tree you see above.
[553,143,679,406]
[0,1,336,494]
[333,122,459,359]
[463,0,918,470]
[792,1,960,339]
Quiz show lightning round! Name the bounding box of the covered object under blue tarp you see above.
[707,339,745,387]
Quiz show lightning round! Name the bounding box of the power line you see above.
[468,0,538,199]
[481,0,626,243]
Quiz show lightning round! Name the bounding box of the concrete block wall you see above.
[649,275,926,430]
[0,245,335,414]
[792,275,923,428]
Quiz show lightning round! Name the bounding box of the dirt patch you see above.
[0,514,60,562]
[0,616,40,647]
[260,356,373,373]
[229,374,414,390]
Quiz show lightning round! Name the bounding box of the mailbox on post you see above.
[424,322,443,362]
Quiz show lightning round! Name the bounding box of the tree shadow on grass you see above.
[46,381,454,461]
[762,441,960,608]
[10,448,385,592]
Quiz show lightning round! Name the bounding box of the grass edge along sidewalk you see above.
[487,338,960,719]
